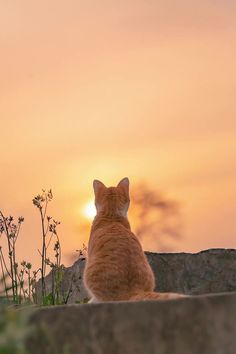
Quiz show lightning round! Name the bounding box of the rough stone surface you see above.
[35,257,88,304]
[27,292,236,354]
[149,248,236,295]
[36,248,236,303]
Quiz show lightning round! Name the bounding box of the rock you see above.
[148,248,236,295]
[26,292,236,354]
[35,257,89,304]
[35,248,236,303]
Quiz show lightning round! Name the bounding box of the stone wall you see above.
[36,248,236,303]
[148,248,236,294]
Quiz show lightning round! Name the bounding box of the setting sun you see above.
[84,201,97,220]
[1,0,236,270]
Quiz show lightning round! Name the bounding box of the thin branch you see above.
[0,248,12,278]
[14,222,22,244]
[0,210,16,301]
[46,232,54,250]
[0,252,9,299]
[43,199,48,223]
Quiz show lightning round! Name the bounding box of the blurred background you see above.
[1,0,236,268]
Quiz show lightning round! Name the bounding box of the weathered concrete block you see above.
[27,292,236,354]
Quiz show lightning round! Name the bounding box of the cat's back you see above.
[85,219,155,301]
[88,219,143,258]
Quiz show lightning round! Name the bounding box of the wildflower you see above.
[18,216,24,223]
[26,262,32,270]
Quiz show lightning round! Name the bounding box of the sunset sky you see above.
[1,0,236,268]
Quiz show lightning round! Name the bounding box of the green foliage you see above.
[1,189,87,308]
[0,303,30,354]
[75,297,89,304]
[42,292,54,306]
[32,189,61,303]
[0,214,25,304]
[0,189,69,306]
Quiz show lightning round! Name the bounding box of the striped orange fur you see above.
[84,178,185,302]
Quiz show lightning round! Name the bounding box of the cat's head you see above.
[93,178,130,218]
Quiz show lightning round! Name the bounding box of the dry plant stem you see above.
[14,222,21,243]
[18,272,23,303]
[56,238,62,303]
[17,270,26,304]
[28,268,31,302]
[56,235,61,266]
[0,247,11,278]
[46,231,54,249]
[63,274,74,304]
[0,211,16,301]
[52,268,55,305]
[0,251,9,299]
[13,224,21,299]
[12,241,18,300]
[32,268,40,303]
[39,207,47,298]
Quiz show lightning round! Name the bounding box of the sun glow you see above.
[84,200,97,220]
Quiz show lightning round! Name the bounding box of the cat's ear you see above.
[117,177,129,194]
[93,180,106,196]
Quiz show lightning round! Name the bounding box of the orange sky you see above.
[1,0,236,268]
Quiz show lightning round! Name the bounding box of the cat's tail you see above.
[129,291,186,301]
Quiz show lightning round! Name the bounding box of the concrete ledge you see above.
[27,292,236,354]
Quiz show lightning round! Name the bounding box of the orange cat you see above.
[84,178,185,302]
